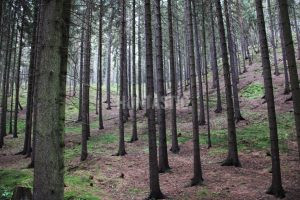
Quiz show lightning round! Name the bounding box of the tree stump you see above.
[11,187,32,200]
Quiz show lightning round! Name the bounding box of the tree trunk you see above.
[291,0,300,60]
[106,10,114,110]
[77,21,84,122]
[255,0,285,197]
[154,0,170,172]
[224,0,244,122]
[144,0,164,198]
[216,0,241,167]
[278,9,290,95]
[81,1,92,161]
[200,0,211,148]
[33,0,71,199]
[278,0,300,160]
[116,0,127,156]
[168,0,180,154]
[98,0,104,130]
[138,6,143,110]
[267,0,279,76]
[186,0,203,186]
[210,2,222,113]
[13,9,25,138]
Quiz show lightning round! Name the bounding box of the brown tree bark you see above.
[216,0,241,167]
[255,0,285,197]
[130,0,138,142]
[145,0,164,198]
[98,0,104,130]
[186,0,204,186]
[168,0,180,154]
[33,0,71,198]
[278,0,300,160]
[81,1,92,161]
[116,0,127,156]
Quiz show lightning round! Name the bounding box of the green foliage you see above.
[241,83,264,99]
[64,174,100,200]
[0,169,33,200]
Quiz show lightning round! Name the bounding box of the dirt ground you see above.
[1,55,300,200]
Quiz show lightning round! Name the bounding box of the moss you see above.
[241,82,264,99]
[0,169,33,200]
[64,174,100,200]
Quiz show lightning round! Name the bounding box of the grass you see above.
[198,112,293,153]
[241,82,264,99]
[0,169,101,200]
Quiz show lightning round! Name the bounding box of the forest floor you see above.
[1,53,300,200]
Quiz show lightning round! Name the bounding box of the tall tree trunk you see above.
[176,21,184,98]
[201,0,211,148]
[291,0,300,60]
[81,1,92,161]
[154,0,170,172]
[144,0,164,198]
[255,0,285,198]
[168,0,179,154]
[267,0,279,76]
[33,0,71,198]
[130,0,138,142]
[13,9,25,138]
[210,2,222,113]
[106,10,114,110]
[216,0,241,167]
[278,0,300,160]
[192,0,205,126]
[138,6,143,110]
[98,0,104,130]
[278,9,290,95]
[224,0,244,122]
[236,0,247,73]
[77,22,84,122]
[116,0,127,156]
[22,0,38,156]
[186,0,203,186]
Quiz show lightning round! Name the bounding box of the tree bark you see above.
[116,0,127,156]
[267,0,279,76]
[216,0,241,167]
[278,0,300,160]
[168,0,180,154]
[130,0,138,142]
[255,0,285,197]
[81,1,92,161]
[186,0,204,186]
[144,0,164,198]
[210,2,222,113]
[33,0,71,198]
[98,0,104,130]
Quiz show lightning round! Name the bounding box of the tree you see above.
[215,0,241,167]
[33,0,71,198]
[224,0,244,122]
[201,0,211,148]
[106,7,114,110]
[277,0,300,160]
[98,0,104,130]
[255,0,285,197]
[116,0,127,156]
[81,1,92,161]
[130,0,138,142]
[267,0,279,76]
[144,0,164,198]
[209,1,222,113]
[138,3,143,110]
[186,0,203,186]
[192,0,205,126]
[168,0,180,154]
[154,0,170,173]
[13,6,25,138]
